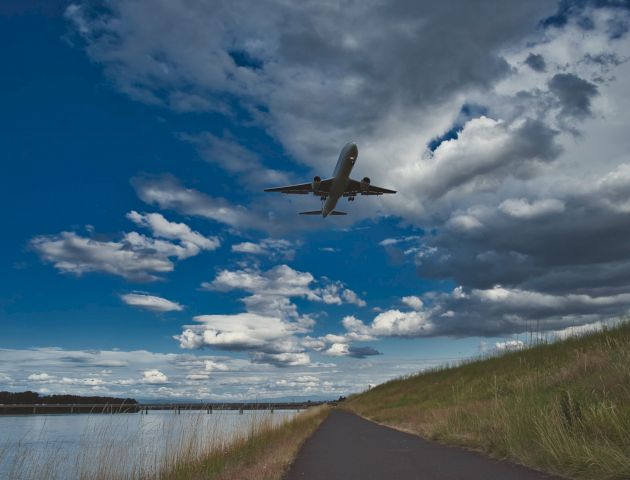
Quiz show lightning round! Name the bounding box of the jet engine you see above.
[312,176,322,192]
[360,177,371,192]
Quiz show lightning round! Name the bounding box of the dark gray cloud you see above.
[65,0,555,162]
[416,165,630,300]
[548,73,598,118]
[525,52,547,72]
[347,346,382,359]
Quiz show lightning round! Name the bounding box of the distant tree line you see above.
[0,391,138,405]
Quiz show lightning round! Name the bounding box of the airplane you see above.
[264,142,396,217]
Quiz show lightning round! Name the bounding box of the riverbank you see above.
[160,405,330,480]
[1,407,327,479]
[344,322,630,479]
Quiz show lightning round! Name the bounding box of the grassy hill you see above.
[344,322,630,479]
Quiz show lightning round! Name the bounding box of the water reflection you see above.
[0,409,296,479]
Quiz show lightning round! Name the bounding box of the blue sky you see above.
[2,1,630,400]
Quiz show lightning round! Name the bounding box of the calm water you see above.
[0,409,297,479]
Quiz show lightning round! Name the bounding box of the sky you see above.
[2,0,630,400]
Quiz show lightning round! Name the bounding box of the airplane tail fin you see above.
[299,210,323,215]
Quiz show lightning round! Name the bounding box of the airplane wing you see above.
[264,178,333,194]
[345,178,396,196]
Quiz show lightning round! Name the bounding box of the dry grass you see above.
[162,405,330,480]
[344,321,630,480]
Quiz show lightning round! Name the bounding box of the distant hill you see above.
[0,390,137,405]
[345,321,630,479]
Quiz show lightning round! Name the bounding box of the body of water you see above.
[0,409,296,479]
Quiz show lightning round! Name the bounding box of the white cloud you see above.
[176,313,311,355]
[27,372,54,382]
[31,231,176,281]
[0,346,458,400]
[204,360,229,372]
[142,369,169,384]
[126,211,220,254]
[178,263,367,366]
[121,293,184,312]
[495,340,524,351]
[203,264,365,307]
[231,238,296,260]
[401,296,423,311]
[499,198,565,219]
[32,213,219,281]
[323,343,351,357]
[132,175,270,231]
[249,352,311,367]
[231,242,264,255]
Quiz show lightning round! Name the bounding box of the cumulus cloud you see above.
[401,296,423,310]
[126,211,220,255]
[176,313,311,353]
[249,352,311,367]
[203,264,365,307]
[414,117,562,200]
[121,293,184,312]
[204,360,229,372]
[323,343,381,359]
[142,369,169,384]
[31,231,177,281]
[342,285,630,340]
[176,264,368,366]
[231,238,296,260]
[32,213,218,281]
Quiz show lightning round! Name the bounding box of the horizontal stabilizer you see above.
[329,211,347,215]
[299,210,323,215]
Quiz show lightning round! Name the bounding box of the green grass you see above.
[344,322,630,479]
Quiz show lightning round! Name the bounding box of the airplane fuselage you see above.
[322,142,358,217]
[263,141,394,214]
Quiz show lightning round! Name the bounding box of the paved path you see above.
[285,410,562,480]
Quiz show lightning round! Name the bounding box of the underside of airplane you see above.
[264,143,396,217]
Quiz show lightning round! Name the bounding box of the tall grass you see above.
[0,407,329,479]
[345,321,630,479]
[162,405,329,480]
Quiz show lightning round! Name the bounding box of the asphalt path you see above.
[285,410,562,480]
